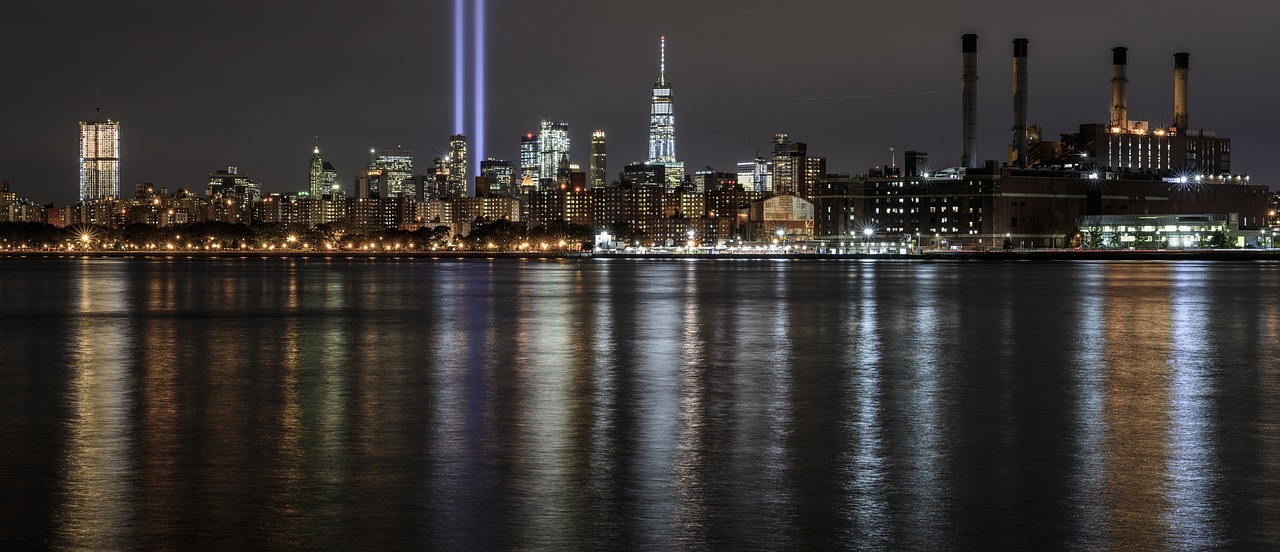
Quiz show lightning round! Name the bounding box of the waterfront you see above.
[2,258,1279,549]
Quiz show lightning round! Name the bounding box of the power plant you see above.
[960,34,979,169]
[1011,38,1029,169]
[984,37,1229,176]
[1110,47,1128,129]
[809,33,1268,251]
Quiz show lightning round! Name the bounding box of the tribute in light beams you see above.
[454,0,486,187]
[473,0,485,178]
[453,0,465,136]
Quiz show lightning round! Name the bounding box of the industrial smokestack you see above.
[1110,47,1128,129]
[1012,38,1029,168]
[1174,52,1189,132]
[961,33,978,168]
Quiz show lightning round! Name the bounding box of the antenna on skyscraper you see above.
[95,85,101,122]
[659,36,666,84]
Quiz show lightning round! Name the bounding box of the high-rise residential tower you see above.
[447,134,468,197]
[79,119,120,201]
[771,133,793,194]
[538,120,570,186]
[647,37,682,188]
[590,130,607,188]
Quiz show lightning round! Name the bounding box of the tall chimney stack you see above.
[1012,38,1029,168]
[1174,52,1190,132]
[961,33,978,168]
[1110,47,1128,129]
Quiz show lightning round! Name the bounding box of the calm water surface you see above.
[1,258,1279,550]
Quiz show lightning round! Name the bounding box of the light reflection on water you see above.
[1101,265,1174,551]
[58,260,136,550]
[1,258,1279,550]
[1071,267,1108,548]
[1165,266,1223,550]
[845,263,888,548]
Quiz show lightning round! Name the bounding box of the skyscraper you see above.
[479,158,515,197]
[309,147,338,198]
[207,166,261,200]
[770,139,825,199]
[369,149,414,198]
[309,147,324,198]
[738,159,771,193]
[519,133,540,188]
[771,133,792,195]
[79,119,120,201]
[647,37,682,188]
[538,120,570,186]
[322,162,338,198]
[590,130,607,188]
[447,134,468,197]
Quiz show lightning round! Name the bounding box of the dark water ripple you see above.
[1,258,1278,550]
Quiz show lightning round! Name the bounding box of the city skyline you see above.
[3,1,1279,205]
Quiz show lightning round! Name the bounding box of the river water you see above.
[2,258,1278,550]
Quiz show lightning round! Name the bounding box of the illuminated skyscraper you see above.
[590,130,607,188]
[309,148,324,197]
[770,138,824,198]
[647,37,683,188]
[369,149,413,198]
[207,166,261,200]
[79,119,120,201]
[538,120,570,186]
[771,133,792,195]
[519,133,540,188]
[447,134,468,197]
[309,147,338,198]
[479,158,515,197]
[738,159,771,193]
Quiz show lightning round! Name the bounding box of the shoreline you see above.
[3,249,1280,261]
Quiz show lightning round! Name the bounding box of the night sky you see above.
[3,0,1278,205]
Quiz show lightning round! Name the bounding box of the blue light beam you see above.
[454,0,465,136]
[473,0,485,179]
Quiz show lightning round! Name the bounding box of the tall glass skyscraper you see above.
[647,37,682,188]
[369,149,414,198]
[590,130,607,188]
[538,120,570,186]
[519,133,540,188]
[79,120,120,201]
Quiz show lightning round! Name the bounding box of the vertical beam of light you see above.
[473,0,485,178]
[454,0,465,135]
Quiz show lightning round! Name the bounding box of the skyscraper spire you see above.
[648,35,681,187]
[659,36,666,85]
